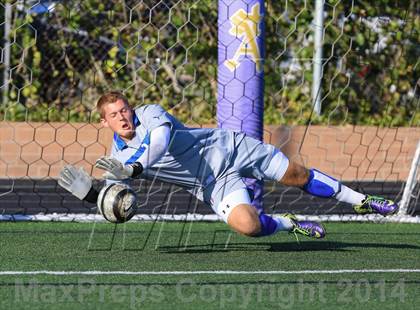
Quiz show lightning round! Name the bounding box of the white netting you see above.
[0,0,418,221]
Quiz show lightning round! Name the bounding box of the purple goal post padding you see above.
[217,0,265,210]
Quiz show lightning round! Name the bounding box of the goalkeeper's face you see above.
[101,99,135,141]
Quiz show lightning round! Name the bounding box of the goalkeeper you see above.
[59,91,399,239]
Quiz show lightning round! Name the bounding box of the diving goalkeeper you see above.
[58,91,399,239]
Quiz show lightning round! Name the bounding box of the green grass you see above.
[1,221,420,309]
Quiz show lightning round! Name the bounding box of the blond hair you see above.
[96,91,130,117]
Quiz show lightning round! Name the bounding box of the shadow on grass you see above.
[158,241,420,253]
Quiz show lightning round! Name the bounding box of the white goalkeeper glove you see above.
[95,156,143,180]
[58,165,92,200]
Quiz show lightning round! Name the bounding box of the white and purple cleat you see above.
[353,195,399,216]
[284,214,326,239]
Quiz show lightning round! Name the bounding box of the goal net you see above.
[0,0,418,222]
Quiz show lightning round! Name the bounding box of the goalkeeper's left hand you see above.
[95,156,143,180]
[58,165,92,200]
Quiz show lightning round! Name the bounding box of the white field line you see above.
[1,269,420,276]
[1,213,420,223]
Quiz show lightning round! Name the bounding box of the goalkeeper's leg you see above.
[226,204,326,239]
[215,188,325,239]
[275,159,399,216]
[233,134,398,216]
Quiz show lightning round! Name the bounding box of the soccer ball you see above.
[97,183,138,223]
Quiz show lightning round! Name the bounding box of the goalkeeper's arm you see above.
[95,124,171,180]
[136,124,170,170]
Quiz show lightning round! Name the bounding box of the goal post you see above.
[217,0,265,210]
[399,140,420,216]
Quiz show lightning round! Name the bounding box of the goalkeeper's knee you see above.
[302,169,341,198]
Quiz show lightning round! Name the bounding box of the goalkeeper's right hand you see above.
[58,165,93,200]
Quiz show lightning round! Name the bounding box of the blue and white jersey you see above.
[111,104,237,193]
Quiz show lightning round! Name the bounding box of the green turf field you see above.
[0,221,419,309]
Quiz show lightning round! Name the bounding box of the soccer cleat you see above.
[353,195,399,216]
[283,214,326,239]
